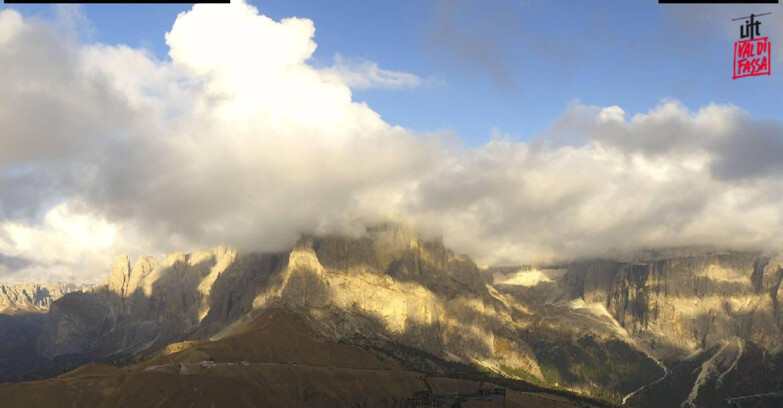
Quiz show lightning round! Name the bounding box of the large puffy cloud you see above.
[0,202,144,283]
[0,10,134,168]
[549,102,783,180]
[0,1,440,283]
[0,9,139,222]
[77,1,441,253]
[409,102,783,264]
[0,1,782,283]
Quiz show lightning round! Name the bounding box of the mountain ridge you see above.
[1,225,782,406]
[0,282,83,314]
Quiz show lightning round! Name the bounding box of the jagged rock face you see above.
[312,224,450,283]
[487,251,783,406]
[40,247,286,359]
[256,226,543,379]
[38,225,543,382]
[561,252,783,357]
[33,229,783,406]
[0,282,82,314]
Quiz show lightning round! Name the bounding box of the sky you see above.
[9,1,782,142]
[0,0,782,283]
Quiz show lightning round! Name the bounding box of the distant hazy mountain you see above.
[0,282,83,314]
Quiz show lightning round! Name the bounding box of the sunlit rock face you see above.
[561,251,783,358]
[37,224,543,381]
[31,228,783,406]
[256,226,543,379]
[0,282,82,314]
[40,247,286,359]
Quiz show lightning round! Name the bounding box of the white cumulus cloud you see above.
[0,1,782,282]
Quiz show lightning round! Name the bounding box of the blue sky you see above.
[4,1,780,146]
[3,0,783,281]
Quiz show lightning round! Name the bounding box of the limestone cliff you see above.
[0,282,82,314]
[551,250,783,407]
[37,224,542,382]
[254,227,543,379]
[26,232,783,407]
[560,251,783,358]
[41,247,285,359]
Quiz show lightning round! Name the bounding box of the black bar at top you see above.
[4,0,229,3]
[660,0,777,3]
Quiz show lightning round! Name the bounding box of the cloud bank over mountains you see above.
[0,1,781,282]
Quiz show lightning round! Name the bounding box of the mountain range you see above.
[0,224,781,407]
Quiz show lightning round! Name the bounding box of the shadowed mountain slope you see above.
[0,307,602,408]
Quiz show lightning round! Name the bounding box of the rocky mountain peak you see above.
[0,282,83,313]
[13,226,783,407]
[32,224,536,381]
[106,254,131,297]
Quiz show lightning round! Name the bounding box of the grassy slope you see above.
[0,307,612,408]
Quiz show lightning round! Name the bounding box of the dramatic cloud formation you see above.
[0,202,136,282]
[0,1,781,282]
[411,102,783,265]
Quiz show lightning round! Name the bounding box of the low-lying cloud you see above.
[0,1,781,283]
